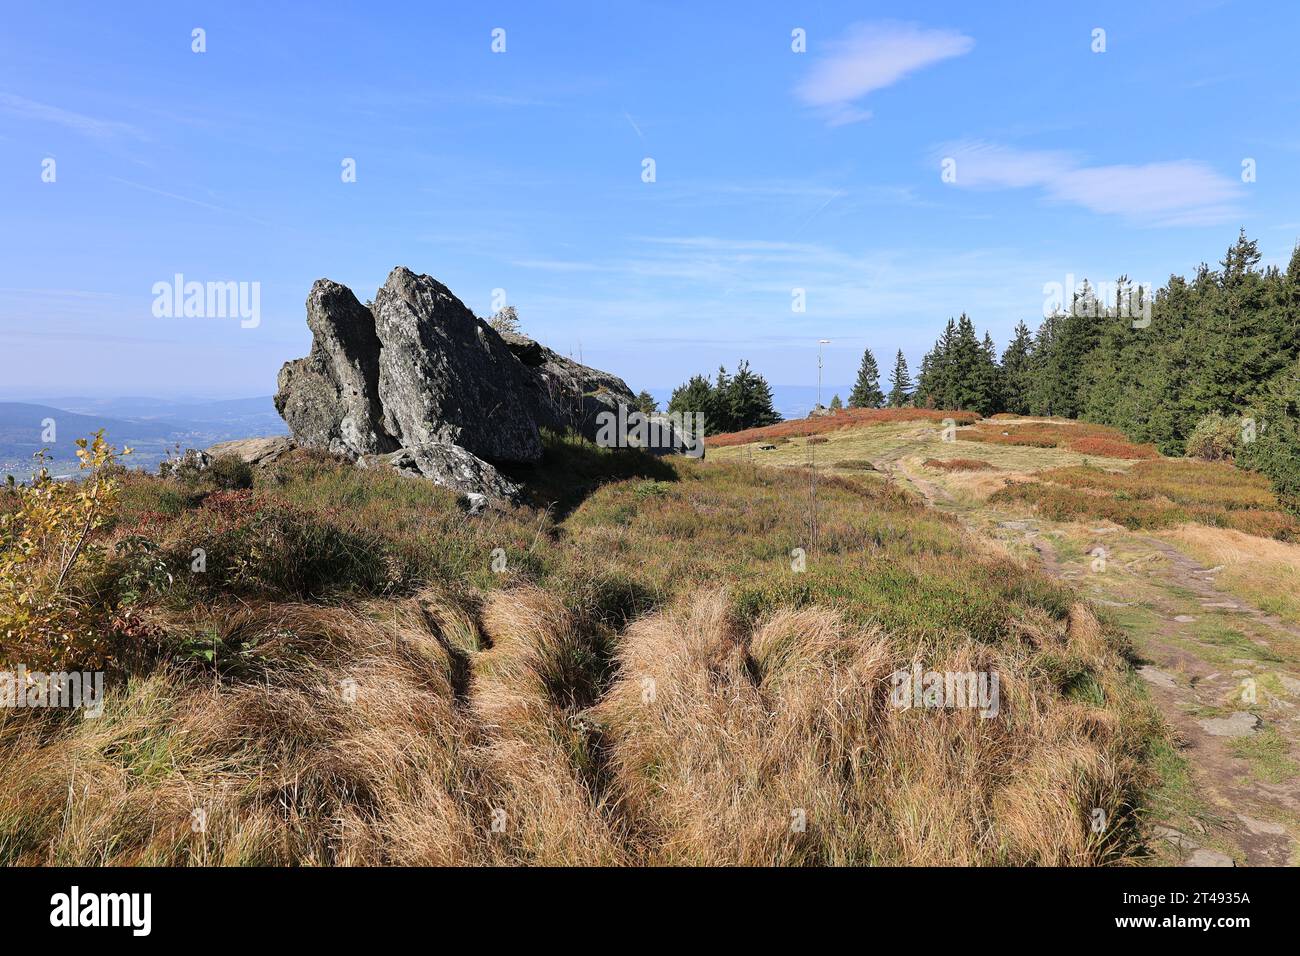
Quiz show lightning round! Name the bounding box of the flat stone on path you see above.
[1187,848,1235,867]
[1139,666,1178,689]
[1197,712,1261,737]
[1239,815,1288,836]
[1174,614,1197,623]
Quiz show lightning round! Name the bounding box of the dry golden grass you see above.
[0,598,491,865]
[1161,525,1300,624]
[595,591,1140,865]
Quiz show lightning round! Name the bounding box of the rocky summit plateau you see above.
[271,266,648,502]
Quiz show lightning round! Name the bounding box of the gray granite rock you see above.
[372,267,541,464]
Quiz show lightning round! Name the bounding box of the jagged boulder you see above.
[372,267,541,464]
[274,281,396,457]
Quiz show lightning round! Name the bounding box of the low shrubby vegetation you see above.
[924,458,998,472]
[1185,412,1248,463]
[958,421,1158,460]
[0,428,1161,865]
[707,408,980,448]
[991,460,1300,540]
[0,433,141,670]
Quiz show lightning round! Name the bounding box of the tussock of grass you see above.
[1229,725,1300,785]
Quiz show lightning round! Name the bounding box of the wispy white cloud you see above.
[796,21,974,126]
[107,177,275,227]
[0,92,139,139]
[937,140,1244,226]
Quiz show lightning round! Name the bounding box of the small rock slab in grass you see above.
[1174,614,1198,623]
[1197,711,1261,737]
[1139,665,1179,689]
[1151,825,1198,850]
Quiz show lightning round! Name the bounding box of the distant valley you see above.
[0,396,287,478]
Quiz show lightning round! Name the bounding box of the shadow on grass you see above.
[501,429,679,520]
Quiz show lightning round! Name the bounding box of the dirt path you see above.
[1039,531,1299,866]
[883,454,1300,867]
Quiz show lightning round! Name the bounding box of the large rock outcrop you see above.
[274,267,650,503]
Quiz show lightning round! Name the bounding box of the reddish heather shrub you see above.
[707,408,980,448]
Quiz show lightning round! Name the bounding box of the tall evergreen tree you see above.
[848,348,885,408]
[723,360,781,430]
[887,350,914,407]
[1000,321,1034,415]
[973,331,1004,416]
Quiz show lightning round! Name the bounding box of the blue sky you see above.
[2,0,1298,400]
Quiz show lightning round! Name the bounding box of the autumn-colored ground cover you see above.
[707,408,980,449]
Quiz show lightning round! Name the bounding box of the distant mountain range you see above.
[0,396,287,478]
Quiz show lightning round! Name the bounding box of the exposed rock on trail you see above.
[273,267,644,501]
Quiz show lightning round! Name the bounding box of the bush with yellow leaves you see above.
[0,431,130,668]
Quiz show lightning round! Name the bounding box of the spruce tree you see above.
[887,350,914,407]
[724,360,781,430]
[668,374,717,433]
[848,348,885,407]
[1000,321,1034,415]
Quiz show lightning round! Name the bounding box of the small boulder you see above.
[205,436,296,467]
[360,441,521,501]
